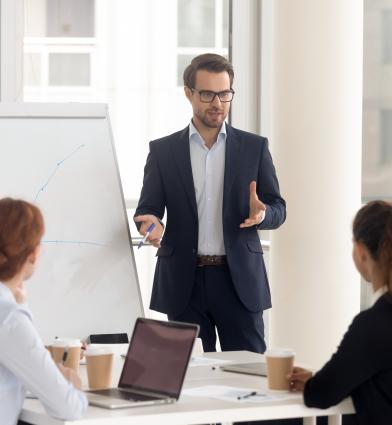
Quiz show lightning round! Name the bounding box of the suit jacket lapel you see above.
[224,124,242,209]
[172,127,198,219]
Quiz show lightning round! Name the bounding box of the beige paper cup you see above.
[265,349,295,391]
[50,338,81,374]
[85,347,114,390]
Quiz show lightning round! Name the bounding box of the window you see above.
[46,0,95,37]
[177,0,230,86]
[24,0,95,92]
[178,0,215,47]
[24,0,230,200]
[49,53,90,86]
[363,1,392,202]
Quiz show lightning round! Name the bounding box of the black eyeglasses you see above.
[190,88,235,103]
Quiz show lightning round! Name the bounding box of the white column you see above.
[231,0,261,133]
[268,0,363,368]
[0,0,24,101]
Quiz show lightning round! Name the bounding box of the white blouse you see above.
[0,282,87,425]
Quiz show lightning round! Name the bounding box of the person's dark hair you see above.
[353,200,392,292]
[0,198,44,281]
[183,53,234,88]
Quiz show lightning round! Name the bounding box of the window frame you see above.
[0,0,24,101]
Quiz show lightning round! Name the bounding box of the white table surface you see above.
[20,350,355,425]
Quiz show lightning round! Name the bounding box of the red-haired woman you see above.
[0,198,87,424]
[289,201,392,425]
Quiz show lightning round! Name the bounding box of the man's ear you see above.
[184,86,192,102]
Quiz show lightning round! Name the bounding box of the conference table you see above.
[20,350,355,425]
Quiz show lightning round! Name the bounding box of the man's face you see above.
[185,70,232,130]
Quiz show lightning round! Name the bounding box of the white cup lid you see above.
[51,338,81,348]
[85,346,113,356]
[265,348,295,358]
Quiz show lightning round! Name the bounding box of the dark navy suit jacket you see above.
[135,124,286,316]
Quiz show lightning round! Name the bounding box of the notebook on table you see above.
[220,362,267,377]
[86,317,199,409]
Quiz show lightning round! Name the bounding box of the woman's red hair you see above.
[0,198,44,281]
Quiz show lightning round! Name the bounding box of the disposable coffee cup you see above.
[85,346,114,390]
[50,338,82,374]
[265,349,295,391]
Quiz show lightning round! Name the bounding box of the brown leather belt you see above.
[197,255,227,267]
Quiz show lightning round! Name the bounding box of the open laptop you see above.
[220,362,267,377]
[87,318,199,409]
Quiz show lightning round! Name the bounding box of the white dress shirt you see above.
[0,282,87,425]
[189,121,226,255]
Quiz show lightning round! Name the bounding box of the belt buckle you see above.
[197,255,224,267]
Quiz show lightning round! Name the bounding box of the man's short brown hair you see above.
[183,53,234,88]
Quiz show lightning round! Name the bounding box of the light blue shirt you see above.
[0,282,87,425]
[189,121,226,255]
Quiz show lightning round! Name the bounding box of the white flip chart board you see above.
[0,103,144,343]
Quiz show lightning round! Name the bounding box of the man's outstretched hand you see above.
[239,181,266,228]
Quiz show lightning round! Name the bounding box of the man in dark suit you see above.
[134,53,286,353]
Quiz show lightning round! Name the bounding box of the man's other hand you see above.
[239,181,266,228]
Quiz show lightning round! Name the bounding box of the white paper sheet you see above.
[183,385,302,403]
[189,357,232,367]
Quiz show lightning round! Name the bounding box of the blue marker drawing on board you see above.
[34,144,86,202]
[42,239,106,247]
[33,144,106,248]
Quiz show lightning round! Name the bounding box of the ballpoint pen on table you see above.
[237,391,264,400]
[137,223,156,249]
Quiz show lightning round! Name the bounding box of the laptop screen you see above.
[118,318,198,398]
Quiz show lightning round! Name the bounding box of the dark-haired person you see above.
[134,53,286,353]
[289,200,392,425]
[0,198,87,425]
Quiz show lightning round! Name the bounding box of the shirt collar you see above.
[189,120,227,147]
[0,282,16,304]
[371,286,387,306]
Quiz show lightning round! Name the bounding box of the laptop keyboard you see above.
[90,388,161,401]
